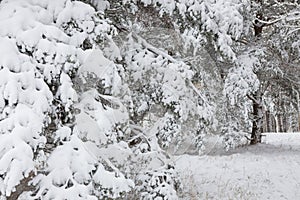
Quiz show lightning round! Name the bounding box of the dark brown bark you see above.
[249,92,263,144]
[254,13,264,37]
[7,171,35,200]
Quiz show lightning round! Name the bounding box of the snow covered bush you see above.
[136,167,181,200]
[222,127,250,151]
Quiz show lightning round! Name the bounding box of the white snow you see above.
[175,133,300,199]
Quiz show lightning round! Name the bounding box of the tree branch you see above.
[254,17,283,27]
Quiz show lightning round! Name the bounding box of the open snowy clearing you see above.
[175,133,300,200]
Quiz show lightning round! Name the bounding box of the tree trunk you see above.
[249,91,263,144]
[278,114,283,132]
[283,114,288,132]
[271,114,276,132]
[264,110,272,132]
[254,12,264,37]
[298,114,300,132]
[296,91,300,131]
[275,114,279,133]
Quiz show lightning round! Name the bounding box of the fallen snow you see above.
[175,133,300,199]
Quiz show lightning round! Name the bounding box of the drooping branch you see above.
[254,16,283,26]
[253,10,300,36]
[130,32,209,103]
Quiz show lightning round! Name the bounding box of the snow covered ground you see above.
[175,133,300,199]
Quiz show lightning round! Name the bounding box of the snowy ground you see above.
[175,133,300,200]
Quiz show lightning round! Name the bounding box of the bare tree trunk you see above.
[271,114,276,132]
[254,12,264,37]
[275,114,279,133]
[265,110,273,132]
[296,91,300,132]
[278,114,283,132]
[263,110,267,132]
[283,114,288,132]
[249,91,263,144]
[298,114,300,132]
